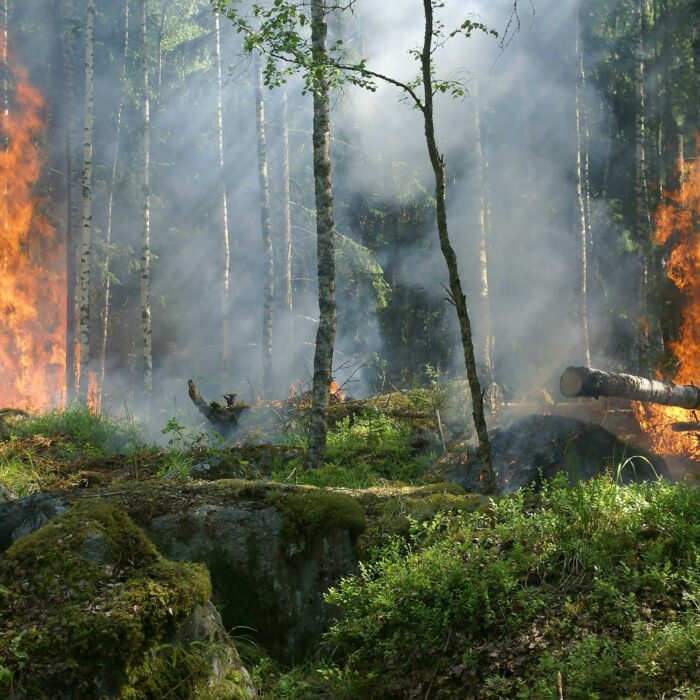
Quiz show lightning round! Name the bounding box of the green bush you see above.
[317,476,700,699]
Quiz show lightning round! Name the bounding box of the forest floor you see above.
[1,399,700,698]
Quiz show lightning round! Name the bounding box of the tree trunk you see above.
[140,0,153,403]
[472,82,495,398]
[561,366,700,409]
[421,0,494,493]
[633,0,651,375]
[62,0,79,403]
[98,0,129,409]
[214,10,231,390]
[254,51,274,396]
[575,7,591,367]
[281,90,293,323]
[306,0,337,471]
[77,0,95,403]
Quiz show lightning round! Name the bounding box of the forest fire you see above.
[635,143,700,462]
[0,40,65,409]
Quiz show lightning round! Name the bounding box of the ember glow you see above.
[636,141,700,462]
[0,41,65,409]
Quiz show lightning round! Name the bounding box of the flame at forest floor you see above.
[635,137,700,464]
[0,40,65,409]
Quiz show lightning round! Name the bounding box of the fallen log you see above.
[671,422,700,432]
[560,366,700,409]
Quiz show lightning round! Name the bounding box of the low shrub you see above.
[315,476,700,698]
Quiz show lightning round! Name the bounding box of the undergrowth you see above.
[258,476,700,699]
[0,406,145,496]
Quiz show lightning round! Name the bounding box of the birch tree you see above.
[214,9,232,389]
[281,90,294,333]
[62,0,80,402]
[254,51,274,397]
[98,0,129,407]
[472,82,495,400]
[633,0,651,374]
[575,6,591,367]
[77,0,95,402]
[140,0,153,402]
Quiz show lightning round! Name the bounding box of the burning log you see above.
[560,366,700,409]
[671,422,700,432]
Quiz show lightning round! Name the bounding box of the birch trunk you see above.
[140,0,153,401]
[306,0,337,471]
[472,82,494,397]
[98,0,129,408]
[575,8,591,367]
[421,0,494,493]
[633,0,650,375]
[62,0,79,403]
[254,51,274,396]
[214,10,231,389]
[281,90,293,320]
[77,0,95,403]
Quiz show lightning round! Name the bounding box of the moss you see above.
[0,501,232,699]
[265,487,367,551]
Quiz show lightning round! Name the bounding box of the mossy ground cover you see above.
[256,477,700,699]
[0,501,227,698]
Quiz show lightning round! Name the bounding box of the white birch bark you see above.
[575,7,591,367]
[254,51,274,396]
[214,10,231,389]
[77,0,95,402]
[140,0,153,400]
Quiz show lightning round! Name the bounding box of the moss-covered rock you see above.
[0,501,255,699]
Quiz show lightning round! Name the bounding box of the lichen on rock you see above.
[0,501,255,699]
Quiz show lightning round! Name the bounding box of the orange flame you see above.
[0,40,65,409]
[636,138,700,462]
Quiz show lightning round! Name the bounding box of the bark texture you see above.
[140,0,153,401]
[306,0,337,471]
[560,366,700,409]
[77,0,95,402]
[254,52,274,396]
[473,83,494,393]
[62,0,79,402]
[421,0,494,493]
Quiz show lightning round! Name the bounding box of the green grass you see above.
[271,409,436,489]
[0,405,146,496]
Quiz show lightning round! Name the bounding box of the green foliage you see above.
[336,233,391,310]
[303,477,700,698]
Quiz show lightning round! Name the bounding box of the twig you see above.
[436,408,446,453]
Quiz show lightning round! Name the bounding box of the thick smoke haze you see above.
[7,0,642,431]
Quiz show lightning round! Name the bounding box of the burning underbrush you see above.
[634,136,700,465]
[0,39,65,410]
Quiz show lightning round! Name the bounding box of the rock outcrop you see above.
[0,481,366,665]
[0,501,256,699]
